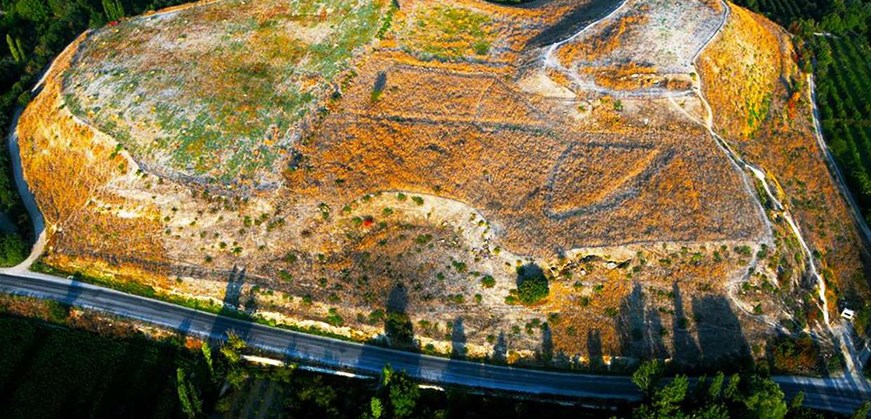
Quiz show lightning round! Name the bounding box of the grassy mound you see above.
[64,0,389,185]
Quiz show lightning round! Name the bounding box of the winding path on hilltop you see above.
[0,0,869,414]
[674,0,871,385]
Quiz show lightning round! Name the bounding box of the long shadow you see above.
[540,323,554,364]
[524,0,626,49]
[354,283,422,380]
[691,295,752,373]
[384,284,414,349]
[587,329,603,369]
[451,317,467,359]
[671,283,701,370]
[492,331,508,364]
[617,283,667,361]
[210,265,252,343]
[62,276,84,306]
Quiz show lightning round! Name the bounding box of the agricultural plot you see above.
[815,37,871,223]
[63,0,389,186]
[742,0,828,25]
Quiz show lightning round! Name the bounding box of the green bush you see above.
[515,264,549,305]
[0,233,27,267]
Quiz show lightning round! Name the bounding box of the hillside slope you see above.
[15,0,868,371]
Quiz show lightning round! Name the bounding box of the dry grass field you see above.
[15,0,869,371]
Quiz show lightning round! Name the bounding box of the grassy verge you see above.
[31,260,366,343]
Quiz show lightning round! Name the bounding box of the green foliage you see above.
[631,363,797,419]
[370,397,383,418]
[632,360,664,397]
[652,375,688,414]
[385,311,414,348]
[6,34,21,63]
[326,307,344,326]
[741,375,788,419]
[0,315,215,418]
[176,368,203,419]
[377,365,420,418]
[407,5,493,60]
[481,274,496,288]
[515,264,549,305]
[0,233,27,267]
[853,401,871,419]
[201,341,214,378]
[101,0,125,21]
[219,331,246,365]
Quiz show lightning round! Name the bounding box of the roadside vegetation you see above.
[629,359,871,419]
[2,294,868,418]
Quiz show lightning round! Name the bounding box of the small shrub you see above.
[515,264,549,305]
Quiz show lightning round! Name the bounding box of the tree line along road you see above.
[0,272,870,414]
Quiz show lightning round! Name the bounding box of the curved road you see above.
[0,0,868,414]
[0,271,640,401]
[0,271,869,413]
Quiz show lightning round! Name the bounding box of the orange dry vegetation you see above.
[17,34,166,271]
[557,12,649,66]
[287,59,763,255]
[17,0,837,363]
[543,244,758,364]
[698,5,781,139]
[699,4,870,309]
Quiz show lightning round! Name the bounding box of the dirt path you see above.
[662,0,843,338]
[806,74,871,379]
[541,0,726,99]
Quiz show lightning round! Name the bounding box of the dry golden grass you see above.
[699,3,870,315]
[698,5,782,139]
[18,34,167,273]
[16,0,862,365]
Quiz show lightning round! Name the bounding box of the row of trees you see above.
[630,360,871,419]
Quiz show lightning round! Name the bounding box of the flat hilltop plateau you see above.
[15,0,871,372]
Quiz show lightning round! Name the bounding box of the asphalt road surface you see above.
[0,272,868,413]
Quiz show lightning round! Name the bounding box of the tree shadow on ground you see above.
[491,331,508,364]
[210,265,252,342]
[451,317,466,359]
[384,283,415,349]
[539,322,554,363]
[352,282,422,381]
[587,329,603,368]
[691,294,752,373]
[617,282,667,360]
[671,282,701,370]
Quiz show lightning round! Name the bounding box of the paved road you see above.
[1,272,869,413]
[0,272,640,401]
